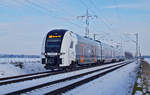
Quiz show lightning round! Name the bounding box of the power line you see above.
[14,0,52,15]
[25,0,52,13]
[87,0,114,32]
[89,0,113,27]
[46,0,75,17]
[22,0,84,29]
[82,0,122,41]
[44,0,85,26]
[113,0,121,24]
[13,0,83,29]
[77,9,97,37]
[79,0,99,28]
[79,0,89,9]
[79,0,114,32]
[78,0,115,43]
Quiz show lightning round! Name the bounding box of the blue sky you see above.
[0,0,150,55]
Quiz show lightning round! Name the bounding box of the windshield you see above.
[45,29,67,53]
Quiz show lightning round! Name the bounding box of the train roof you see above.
[47,29,113,48]
[47,29,68,34]
[74,32,112,48]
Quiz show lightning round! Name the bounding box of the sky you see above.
[0,0,150,55]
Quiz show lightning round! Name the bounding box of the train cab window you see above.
[70,41,73,48]
[45,30,66,53]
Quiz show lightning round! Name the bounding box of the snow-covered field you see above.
[0,58,40,64]
[0,59,139,95]
[64,61,139,95]
[0,58,46,78]
[0,61,126,94]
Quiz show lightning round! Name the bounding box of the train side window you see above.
[70,41,73,48]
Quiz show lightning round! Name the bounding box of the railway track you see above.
[0,62,114,81]
[0,70,52,81]
[0,60,131,86]
[0,60,133,95]
[45,63,128,95]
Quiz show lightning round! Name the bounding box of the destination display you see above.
[48,35,61,38]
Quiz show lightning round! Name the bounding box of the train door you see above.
[110,49,113,61]
[105,48,108,62]
[101,45,105,63]
[69,41,74,61]
[80,43,84,63]
[94,46,97,63]
[99,42,103,63]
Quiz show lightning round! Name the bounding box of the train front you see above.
[41,29,67,69]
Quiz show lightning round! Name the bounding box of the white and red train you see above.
[41,29,124,69]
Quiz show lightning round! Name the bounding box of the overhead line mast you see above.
[77,9,97,38]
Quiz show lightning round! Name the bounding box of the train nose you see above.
[47,57,56,65]
[45,56,62,69]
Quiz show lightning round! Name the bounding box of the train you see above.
[41,29,125,69]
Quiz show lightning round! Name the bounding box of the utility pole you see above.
[139,46,141,59]
[93,33,96,40]
[124,33,139,59]
[77,9,97,38]
[135,33,138,58]
[93,33,102,40]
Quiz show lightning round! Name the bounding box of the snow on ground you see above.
[26,64,125,94]
[137,78,142,87]
[0,59,138,95]
[0,58,46,78]
[64,61,139,95]
[19,61,46,74]
[134,91,143,95]
[0,58,40,63]
[0,61,130,94]
[0,63,24,78]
